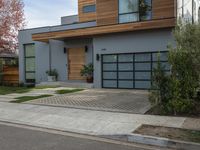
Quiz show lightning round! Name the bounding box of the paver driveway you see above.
[28,89,151,114]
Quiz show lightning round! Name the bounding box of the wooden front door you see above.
[68,48,85,80]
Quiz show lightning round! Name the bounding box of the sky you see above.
[23,0,78,29]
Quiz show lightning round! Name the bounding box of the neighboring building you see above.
[177,0,200,23]
[0,52,18,66]
[18,0,200,89]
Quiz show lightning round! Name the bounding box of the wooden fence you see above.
[2,66,19,85]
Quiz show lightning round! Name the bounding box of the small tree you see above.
[169,21,200,100]
[150,21,200,115]
[0,0,25,53]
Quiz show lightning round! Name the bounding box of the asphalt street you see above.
[0,123,163,150]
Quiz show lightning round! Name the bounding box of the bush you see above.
[167,99,194,115]
[149,21,200,116]
[46,69,58,80]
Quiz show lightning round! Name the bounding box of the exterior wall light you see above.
[96,54,100,61]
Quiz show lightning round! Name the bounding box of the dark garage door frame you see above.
[101,51,170,89]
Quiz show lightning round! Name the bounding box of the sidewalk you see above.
[0,102,199,136]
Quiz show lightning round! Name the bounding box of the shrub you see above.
[149,21,200,116]
[46,69,58,80]
[167,99,194,115]
[80,63,94,77]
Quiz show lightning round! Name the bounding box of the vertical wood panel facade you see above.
[152,0,176,19]
[96,0,118,26]
[78,0,96,22]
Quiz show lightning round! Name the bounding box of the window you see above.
[24,44,35,83]
[140,0,152,21]
[83,5,96,13]
[199,7,200,23]
[118,0,152,23]
[119,0,139,23]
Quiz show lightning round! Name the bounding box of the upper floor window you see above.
[83,5,96,13]
[119,0,152,23]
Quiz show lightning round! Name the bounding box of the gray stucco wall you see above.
[18,28,93,84]
[18,28,50,84]
[93,28,175,88]
[19,26,174,87]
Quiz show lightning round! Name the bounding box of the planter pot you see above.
[47,76,56,82]
[86,76,93,83]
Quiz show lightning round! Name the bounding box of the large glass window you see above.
[119,0,152,23]
[24,44,35,83]
[83,5,96,13]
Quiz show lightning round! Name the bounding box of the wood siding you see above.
[152,0,176,19]
[96,0,118,26]
[32,18,175,42]
[78,0,96,22]
[2,66,19,85]
[68,48,85,80]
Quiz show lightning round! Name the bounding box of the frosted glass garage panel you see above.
[103,72,117,79]
[118,72,133,79]
[118,63,133,71]
[153,62,171,70]
[103,80,117,88]
[135,53,151,62]
[103,55,117,62]
[152,52,168,61]
[118,81,133,88]
[118,54,133,62]
[135,81,151,89]
[135,72,151,80]
[103,64,117,71]
[135,63,151,71]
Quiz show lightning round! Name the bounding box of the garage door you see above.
[102,51,170,89]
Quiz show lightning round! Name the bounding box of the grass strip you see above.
[0,86,32,95]
[56,89,84,94]
[11,95,53,103]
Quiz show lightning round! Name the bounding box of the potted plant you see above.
[46,69,58,82]
[80,63,94,83]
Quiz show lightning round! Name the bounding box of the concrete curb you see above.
[101,133,200,150]
[126,133,200,150]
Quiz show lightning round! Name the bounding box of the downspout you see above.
[192,0,194,24]
[48,27,52,72]
[49,39,52,72]
[182,0,184,18]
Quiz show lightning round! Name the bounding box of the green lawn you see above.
[56,89,84,94]
[0,86,60,95]
[11,95,53,103]
[0,86,32,95]
[34,86,59,89]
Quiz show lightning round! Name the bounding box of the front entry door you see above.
[68,48,85,80]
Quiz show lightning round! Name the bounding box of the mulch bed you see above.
[133,124,200,143]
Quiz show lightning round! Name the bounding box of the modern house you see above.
[18,0,200,89]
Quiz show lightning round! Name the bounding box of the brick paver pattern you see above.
[28,89,151,114]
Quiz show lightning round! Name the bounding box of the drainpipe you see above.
[192,0,194,24]
[48,27,52,72]
[49,39,52,72]
[182,0,184,18]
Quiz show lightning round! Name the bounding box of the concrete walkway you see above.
[0,102,199,136]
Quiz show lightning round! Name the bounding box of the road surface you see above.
[0,122,169,150]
